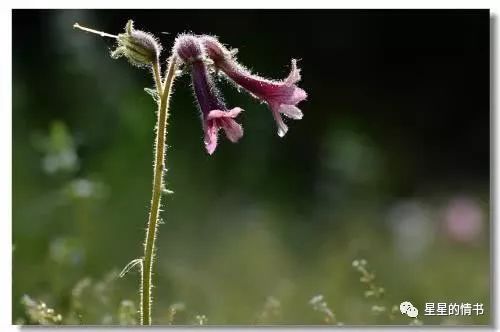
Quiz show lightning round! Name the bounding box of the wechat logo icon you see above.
[400,301,419,318]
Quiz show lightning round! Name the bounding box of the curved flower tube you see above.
[201,36,307,137]
[174,35,244,154]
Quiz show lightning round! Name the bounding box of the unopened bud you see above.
[111,20,161,66]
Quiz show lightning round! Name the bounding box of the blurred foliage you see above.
[19,295,63,325]
[13,10,490,325]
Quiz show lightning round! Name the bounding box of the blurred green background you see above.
[13,9,490,325]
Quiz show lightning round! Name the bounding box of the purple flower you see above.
[201,36,307,137]
[173,35,244,154]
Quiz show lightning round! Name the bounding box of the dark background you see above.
[13,10,490,325]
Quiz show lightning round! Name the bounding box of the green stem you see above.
[141,56,177,325]
[152,60,163,95]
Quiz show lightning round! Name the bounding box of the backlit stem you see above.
[140,55,178,325]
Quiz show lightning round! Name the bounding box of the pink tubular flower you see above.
[173,35,244,154]
[201,36,307,137]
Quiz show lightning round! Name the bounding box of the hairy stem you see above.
[152,60,163,95]
[141,56,177,325]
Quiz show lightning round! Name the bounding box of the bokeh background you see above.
[13,10,490,325]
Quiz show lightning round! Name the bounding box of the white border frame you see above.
[2,3,498,332]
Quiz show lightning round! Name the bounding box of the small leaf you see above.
[119,258,143,278]
[144,88,159,103]
[161,184,174,195]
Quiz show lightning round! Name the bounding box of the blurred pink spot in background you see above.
[388,200,435,260]
[443,197,484,244]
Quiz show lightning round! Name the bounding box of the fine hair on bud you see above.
[112,20,162,67]
[172,34,205,64]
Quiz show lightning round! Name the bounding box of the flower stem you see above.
[141,55,177,325]
[152,60,163,95]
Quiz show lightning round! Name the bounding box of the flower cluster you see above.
[173,34,307,154]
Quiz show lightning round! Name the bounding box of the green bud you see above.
[111,20,161,67]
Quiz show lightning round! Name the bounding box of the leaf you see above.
[144,88,159,103]
[119,258,143,278]
[161,184,174,195]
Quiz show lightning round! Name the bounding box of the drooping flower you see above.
[201,36,307,137]
[173,35,244,154]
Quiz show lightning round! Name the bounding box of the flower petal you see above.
[207,107,243,120]
[270,104,288,137]
[208,108,244,143]
[222,120,243,142]
[285,59,301,84]
[204,122,219,155]
[204,108,244,153]
[288,86,308,105]
[279,104,303,120]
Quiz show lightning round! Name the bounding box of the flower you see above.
[201,36,307,137]
[173,35,244,154]
[111,20,161,67]
[443,196,483,244]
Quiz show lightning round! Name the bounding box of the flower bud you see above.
[111,20,161,67]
